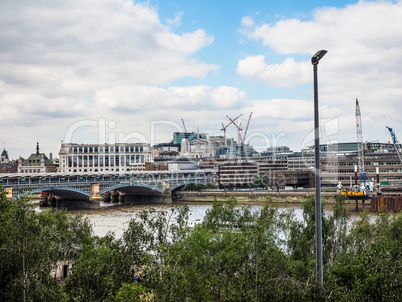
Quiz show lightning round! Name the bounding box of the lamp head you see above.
[311,50,327,65]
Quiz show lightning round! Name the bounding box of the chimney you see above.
[49,152,53,161]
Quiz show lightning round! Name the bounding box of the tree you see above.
[63,235,135,302]
[0,193,60,301]
[0,189,93,302]
[184,183,204,191]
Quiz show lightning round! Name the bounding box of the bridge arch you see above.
[100,183,163,194]
[17,187,91,199]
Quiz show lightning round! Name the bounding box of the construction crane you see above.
[355,98,366,185]
[181,119,187,132]
[386,126,402,163]
[221,114,242,146]
[227,115,243,144]
[242,112,253,145]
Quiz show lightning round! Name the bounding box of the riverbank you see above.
[174,190,338,204]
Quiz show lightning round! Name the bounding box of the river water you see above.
[66,201,365,238]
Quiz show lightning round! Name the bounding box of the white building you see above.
[167,160,198,171]
[58,143,153,173]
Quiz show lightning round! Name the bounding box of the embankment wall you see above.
[173,190,337,204]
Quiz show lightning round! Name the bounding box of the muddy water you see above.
[66,202,305,238]
[64,201,369,238]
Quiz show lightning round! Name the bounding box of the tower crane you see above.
[242,112,253,145]
[386,126,402,164]
[221,114,242,146]
[227,115,242,144]
[355,98,366,185]
[181,119,187,132]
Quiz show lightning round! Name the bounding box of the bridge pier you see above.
[111,190,119,203]
[4,187,13,200]
[88,184,102,207]
[160,181,172,204]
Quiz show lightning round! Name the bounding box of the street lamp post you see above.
[311,49,327,289]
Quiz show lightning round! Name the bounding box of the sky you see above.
[1,0,402,158]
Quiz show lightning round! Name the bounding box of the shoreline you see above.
[173,190,338,204]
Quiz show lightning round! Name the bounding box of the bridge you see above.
[0,169,217,208]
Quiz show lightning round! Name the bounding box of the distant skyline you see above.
[1,0,402,158]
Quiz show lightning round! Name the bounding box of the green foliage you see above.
[204,183,217,189]
[184,183,204,190]
[1,189,401,301]
[0,190,92,302]
[63,235,133,302]
[113,282,146,302]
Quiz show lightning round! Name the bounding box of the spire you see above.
[36,142,39,156]
[195,128,201,158]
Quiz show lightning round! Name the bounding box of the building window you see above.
[110,155,114,167]
[94,155,98,166]
[99,155,103,167]
[105,155,109,166]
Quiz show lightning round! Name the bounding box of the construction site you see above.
[149,100,402,199]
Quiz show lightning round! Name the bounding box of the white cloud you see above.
[241,16,254,27]
[95,85,247,111]
[0,0,219,110]
[166,12,183,28]
[238,1,402,145]
[0,0,223,156]
[237,56,310,87]
[0,0,219,88]
[239,1,402,85]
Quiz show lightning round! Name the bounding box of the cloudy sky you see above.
[1,0,402,158]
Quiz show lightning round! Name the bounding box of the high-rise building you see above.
[173,132,206,145]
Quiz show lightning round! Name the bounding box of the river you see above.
[65,201,365,238]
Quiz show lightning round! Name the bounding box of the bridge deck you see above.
[0,170,217,198]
